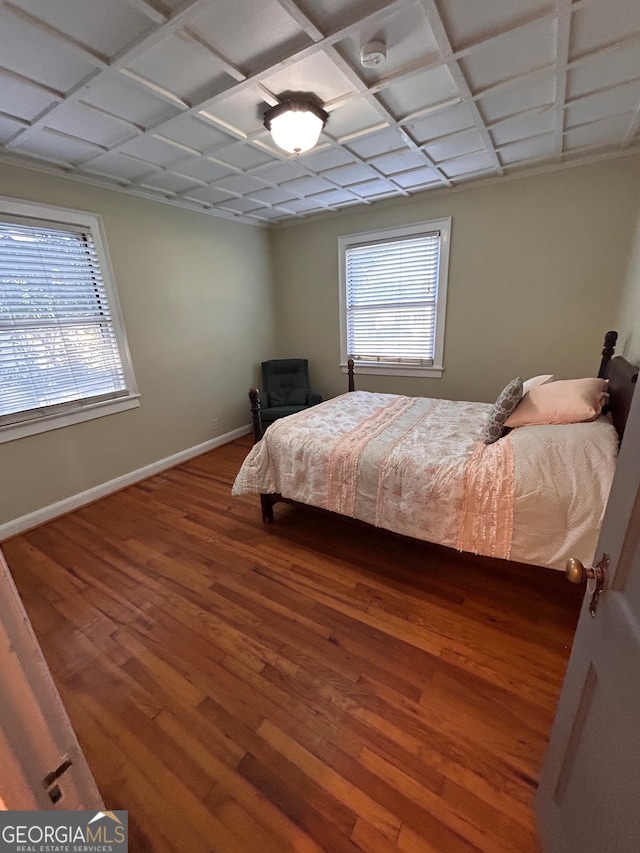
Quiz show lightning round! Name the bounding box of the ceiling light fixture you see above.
[263,98,329,155]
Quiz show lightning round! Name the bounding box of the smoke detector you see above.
[360,39,386,68]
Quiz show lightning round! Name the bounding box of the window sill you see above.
[340,362,443,379]
[0,394,141,444]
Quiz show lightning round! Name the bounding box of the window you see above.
[0,198,139,443]
[339,218,451,377]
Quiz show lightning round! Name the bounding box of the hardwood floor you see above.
[2,435,582,852]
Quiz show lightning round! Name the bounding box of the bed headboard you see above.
[599,331,638,440]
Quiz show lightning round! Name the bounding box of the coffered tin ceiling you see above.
[0,0,639,225]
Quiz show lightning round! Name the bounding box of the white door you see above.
[535,378,640,851]
[0,549,103,810]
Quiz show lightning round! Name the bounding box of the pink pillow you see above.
[504,378,609,427]
[522,374,553,394]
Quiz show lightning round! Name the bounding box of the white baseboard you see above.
[0,424,252,542]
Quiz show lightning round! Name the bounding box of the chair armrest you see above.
[308,391,323,406]
[257,390,270,407]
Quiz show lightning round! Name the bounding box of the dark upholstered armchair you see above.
[250,358,322,436]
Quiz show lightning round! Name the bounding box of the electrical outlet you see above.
[211,418,220,433]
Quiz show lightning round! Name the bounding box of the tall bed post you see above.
[248,387,263,444]
[599,330,618,379]
[348,358,355,392]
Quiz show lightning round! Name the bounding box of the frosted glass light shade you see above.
[264,99,328,155]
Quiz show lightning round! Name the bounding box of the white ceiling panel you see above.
[215,196,267,213]
[570,0,640,58]
[279,197,328,213]
[203,87,272,136]
[158,116,236,152]
[0,114,26,144]
[191,0,309,73]
[478,76,556,122]
[349,177,396,197]
[214,174,271,195]
[436,0,548,51]
[168,157,235,183]
[564,114,636,152]
[369,149,433,175]
[0,75,58,123]
[378,65,461,117]
[309,187,358,205]
[118,134,186,167]
[8,0,153,58]
[391,166,441,188]
[180,185,236,205]
[323,99,386,139]
[499,133,556,165]
[425,128,486,163]
[0,8,96,93]
[80,151,159,182]
[126,34,231,102]
[11,129,104,166]
[298,147,356,171]
[404,103,475,145]
[565,81,640,129]
[43,102,136,148]
[0,0,637,226]
[441,151,497,178]
[460,18,556,91]
[568,41,640,100]
[262,52,358,104]
[294,0,392,32]
[280,175,337,195]
[245,187,299,205]
[250,162,309,184]
[250,207,296,221]
[79,76,181,127]
[210,143,276,170]
[139,172,206,195]
[490,107,557,146]
[321,162,378,185]
[345,127,409,158]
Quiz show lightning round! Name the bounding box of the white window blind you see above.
[345,231,441,364]
[0,216,129,427]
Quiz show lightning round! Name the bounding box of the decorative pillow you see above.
[522,374,554,395]
[483,377,524,445]
[504,377,609,428]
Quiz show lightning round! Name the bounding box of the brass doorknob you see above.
[565,554,610,617]
[565,557,589,584]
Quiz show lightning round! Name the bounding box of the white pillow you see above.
[522,374,554,395]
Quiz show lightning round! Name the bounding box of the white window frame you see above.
[338,217,451,378]
[0,197,139,444]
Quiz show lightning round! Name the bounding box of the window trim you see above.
[338,217,451,378]
[0,196,139,444]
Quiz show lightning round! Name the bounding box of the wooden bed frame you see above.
[249,330,638,526]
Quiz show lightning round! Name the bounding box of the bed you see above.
[233,331,638,571]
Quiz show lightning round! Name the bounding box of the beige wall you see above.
[0,163,276,526]
[616,190,640,365]
[271,155,640,403]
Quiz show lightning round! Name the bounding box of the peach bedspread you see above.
[232,391,618,570]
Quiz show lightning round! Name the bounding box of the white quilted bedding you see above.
[232,391,618,570]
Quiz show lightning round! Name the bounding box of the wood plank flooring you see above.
[2,435,582,852]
